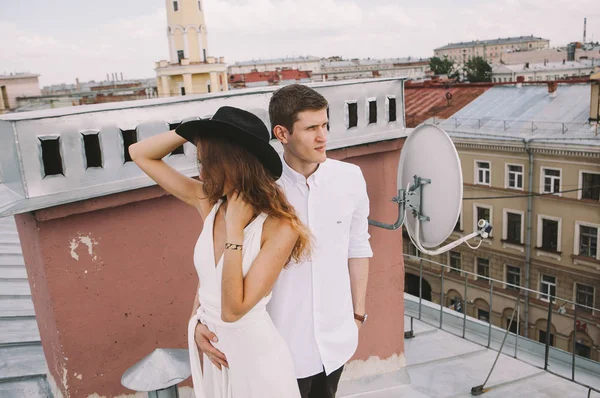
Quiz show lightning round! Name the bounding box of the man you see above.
[194,84,372,398]
[267,84,372,398]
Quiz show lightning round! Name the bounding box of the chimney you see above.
[516,75,525,88]
[548,81,558,97]
[121,72,124,81]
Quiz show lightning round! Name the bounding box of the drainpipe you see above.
[523,139,534,338]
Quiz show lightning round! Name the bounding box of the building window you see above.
[449,297,463,313]
[506,164,523,189]
[538,330,555,347]
[177,50,185,63]
[477,258,490,279]
[575,342,591,359]
[449,251,461,273]
[476,161,490,185]
[475,205,492,235]
[575,283,595,311]
[540,275,556,302]
[581,172,600,201]
[180,86,186,96]
[454,212,462,232]
[542,168,561,195]
[578,225,598,258]
[505,211,522,244]
[407,239,417,257]
[173,0,179,11]
[538,216,560,252]
[477,308,490,322]
[198,0,202,10]
[505,265,521,290]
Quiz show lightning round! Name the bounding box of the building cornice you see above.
[156,62,227,76]
[453,139,600,158]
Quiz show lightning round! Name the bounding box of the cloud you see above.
[1,0,599,86]
[0,9,168,85]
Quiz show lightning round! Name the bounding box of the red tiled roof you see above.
[404,83,491,127]
[229,69,311,84]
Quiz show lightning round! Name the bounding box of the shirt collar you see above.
[281,155,326,187]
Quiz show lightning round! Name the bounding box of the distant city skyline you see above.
[1,0,598,86]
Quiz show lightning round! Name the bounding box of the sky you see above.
[1,0,599,86]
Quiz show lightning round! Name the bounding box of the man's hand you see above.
[194,322,228,369]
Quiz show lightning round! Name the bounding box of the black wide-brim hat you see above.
[175,106,282,179]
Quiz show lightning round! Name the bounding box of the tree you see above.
[429,56,454,75]
[464,56,492,82]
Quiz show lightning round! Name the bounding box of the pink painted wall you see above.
[16,139,405,397]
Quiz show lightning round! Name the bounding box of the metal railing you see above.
[435,117,597,135]
[403,254,600,395]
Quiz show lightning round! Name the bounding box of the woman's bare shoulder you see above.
[262,216,297,242]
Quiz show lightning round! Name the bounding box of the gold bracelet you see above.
[225,243,243,251]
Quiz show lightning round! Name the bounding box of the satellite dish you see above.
[369,124,492,255]
[400,124,462,247]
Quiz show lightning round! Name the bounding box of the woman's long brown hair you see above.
[197,136,310,263]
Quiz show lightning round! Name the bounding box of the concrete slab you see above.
[0,299,35,318]
[0,280,31,297]
[0,255,25,267]
[0,318,41,345]
[0,345,47,379]
[0,267,28,280]
[0,377,51,398]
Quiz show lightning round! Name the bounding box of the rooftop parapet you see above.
[0,78,407,216]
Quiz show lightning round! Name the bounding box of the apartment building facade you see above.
[434,36,550,64]
[404,82,600,362]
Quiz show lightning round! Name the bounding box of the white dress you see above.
[187,199,301,398]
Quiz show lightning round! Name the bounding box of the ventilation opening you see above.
[168,122,185,155]
[83,133,102,168]
[121,129,138,163]
[388,97,397,122]
[368,100,377,124]
[347,102,358,129]
[39,137,63,176]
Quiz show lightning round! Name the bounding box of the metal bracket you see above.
[406,176,430,222]
[367,175,431,230]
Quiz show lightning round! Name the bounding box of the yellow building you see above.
[155,0,228,97]
[404,81,600,361]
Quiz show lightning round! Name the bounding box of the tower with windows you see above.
[155,0,228,97]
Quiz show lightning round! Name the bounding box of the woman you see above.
[129,106,309,398]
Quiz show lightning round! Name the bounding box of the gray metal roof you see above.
[435,36,549,51]
[0,216,49,397]
[438,84,600,147]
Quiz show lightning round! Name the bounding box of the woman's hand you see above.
[225,191,255,234]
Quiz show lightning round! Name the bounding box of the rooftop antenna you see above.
[584,17,587,43]
[368,124,492,255]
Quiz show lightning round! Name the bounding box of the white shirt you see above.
[267,157,373,378]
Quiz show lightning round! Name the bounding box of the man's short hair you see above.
[269,84,328,134]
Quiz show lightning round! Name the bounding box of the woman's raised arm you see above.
[129,130,210,218]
